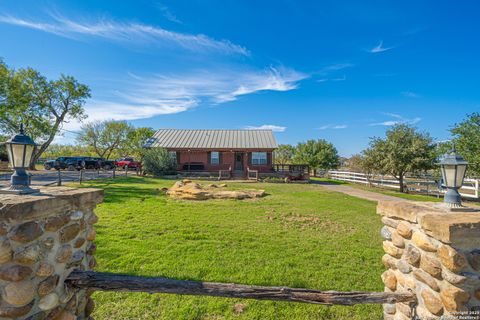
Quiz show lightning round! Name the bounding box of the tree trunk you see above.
[399,175,404,193]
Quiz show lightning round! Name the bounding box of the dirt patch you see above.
[166,180,266,200]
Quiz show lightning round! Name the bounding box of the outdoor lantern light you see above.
[0,124,38,194]
[439,145,468,208]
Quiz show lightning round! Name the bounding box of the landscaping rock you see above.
[383,241,403,258]
[86,229,96,241]
[396,221,412,238]
[381,217,399,228]
[73,237,86,248]
[56,245,73,263]
[382,254,398,269]
[403,244,421,266]
[441,268,466,285]
[3,281,36,306]
[420,254,442,278]
[413,269,439,291]
[0,238,13,263]
[467,250,480,271]
[166,180,266,200]
[383,303,396,314]
[9,221,43,243]
[396,259,411,274]
[391,230,405,248]
[381,226,392,240]
[396,303,411,318]
[0,265,32,282]
[438,245,466,273]
[38,275,60,297]
[440,286,470,312]
[45,215,71,232]
[0,300,34,318]
[36,261,55,277]
[14,244,40,265]
[59,224,80,243]
[70,211,84,220]
[412,232,437,252]
[381,270,397,290]
[421,289,443,316]
[39,293,60,311]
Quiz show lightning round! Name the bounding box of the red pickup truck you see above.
[116,157,141,169]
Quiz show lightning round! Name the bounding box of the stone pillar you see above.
[0,187,102,319]
[378,200,480,319]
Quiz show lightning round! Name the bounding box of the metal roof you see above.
[145,129,277,149]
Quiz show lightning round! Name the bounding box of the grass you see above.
[76,177,384,320]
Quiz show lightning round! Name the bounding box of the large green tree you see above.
[122,127,155,161]
[451,113,480,177]
[274,144,296,165]
[294,139,339,175]
[77,120,134,159]
[0,60,90,168]
[362,124,436,192]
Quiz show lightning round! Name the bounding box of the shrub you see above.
[142,148,177,176]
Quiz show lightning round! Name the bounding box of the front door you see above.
[234,153,244,171]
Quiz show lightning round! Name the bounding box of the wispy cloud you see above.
[244,125,287,132]
[369,40,393,53]
[0,14,248,55]
[317,124,348,130]
[370,113,421,126]
[63,66,307,130]
[156,3,182,24]
[402,91,421,98]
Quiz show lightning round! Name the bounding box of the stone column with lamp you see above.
[0,126,103,319]
[378,148,480,319]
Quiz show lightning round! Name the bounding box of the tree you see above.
[293,139,339,176]
[122,127,155,161]
[346,154,365,172]
[451,113,480,177]
[274,144,296,165]
[77,120,134,159]
[0,134,7,161]
[43,144,95,159]
[0,60,90,169]
[362,124,436,192]
[142,148,176,176]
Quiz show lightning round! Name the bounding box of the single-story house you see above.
[144,129,278,178]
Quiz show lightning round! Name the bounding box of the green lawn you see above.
[78,177,384,320]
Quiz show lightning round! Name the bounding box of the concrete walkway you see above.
[313,182,405,202]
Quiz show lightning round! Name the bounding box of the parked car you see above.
[44,156,99,171]
[44,157,75,170]
[90,157,116,170]
[116,157,141,169]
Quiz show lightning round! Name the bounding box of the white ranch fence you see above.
[327,170,480,199]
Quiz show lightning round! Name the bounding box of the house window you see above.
[168,151,177,162]
[251,152,267,165]
[210,151,220,165]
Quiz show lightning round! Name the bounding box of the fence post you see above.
[57,169,62,186]
[125,166,128,177]
[378,201,480,318]
[79,169,84,184]
[113,167,116,179]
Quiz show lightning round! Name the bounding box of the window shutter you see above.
[267,152,272,165]
[176,152,181,164]
[219,152,223,165]
[248,152,252,165]
[208,151,212,165]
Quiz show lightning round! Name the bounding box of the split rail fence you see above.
[327,170,480,199]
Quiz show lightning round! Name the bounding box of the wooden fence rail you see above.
[328,170,480,199]
[66,270,415,306]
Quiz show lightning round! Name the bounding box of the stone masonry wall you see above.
[378,201,480,320]
[0,187,103,320]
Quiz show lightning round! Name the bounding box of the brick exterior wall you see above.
[172,150,274,174]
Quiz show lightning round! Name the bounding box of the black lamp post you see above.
[439,145,468,208]
[0,124,39,194]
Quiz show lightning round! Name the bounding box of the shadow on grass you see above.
[310,178,349,185]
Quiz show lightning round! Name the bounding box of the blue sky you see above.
[1,1,479,156]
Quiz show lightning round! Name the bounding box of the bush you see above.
[142,148,177,176]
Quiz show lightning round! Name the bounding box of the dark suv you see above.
[44,156,99,171]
